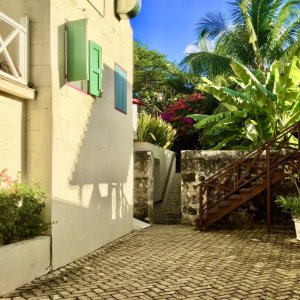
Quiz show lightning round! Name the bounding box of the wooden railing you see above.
[197,121,300,230]
[0,12,29,84]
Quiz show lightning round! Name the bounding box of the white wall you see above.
[0,0,53,223]
[0,93,24,178]
[134,142,176,203]
[50,0,134,269]
[0,236,51,296]
[0,0,135,270]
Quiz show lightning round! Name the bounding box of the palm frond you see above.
[239,0,262,67]
[270,19,300,62]
[279,40,300,64]
[180,52,233,78]
[195,11,229,41]
[215,25,256,67]
[271,0,300,43]
[250,0,278,47]
[228,0,244,25]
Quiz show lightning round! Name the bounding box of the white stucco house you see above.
[0,0,141,272]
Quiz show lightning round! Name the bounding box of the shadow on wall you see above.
[54,13,133,227]
[51,61,133,267]
[69,63,131,212]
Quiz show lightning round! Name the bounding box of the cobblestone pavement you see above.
[2,225,300,300]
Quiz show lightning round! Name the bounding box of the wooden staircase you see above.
[196,121,300,230]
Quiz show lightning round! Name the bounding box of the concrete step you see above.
[165,198,181,203]
[162,212,182,219]
[170,179,181,185]
[163,205,181,213]
[166,194,181,202]
[170,183,181,188]
[159,219,181,225]
[171,177,181,183]
[173,173,181,179]
[168,187,181,193]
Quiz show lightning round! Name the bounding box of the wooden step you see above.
[203,168,288,228]
[228,194,241,200]
[207,206,219,214]
[239,188,252,193]
[251,181,263,187]
[219,200,230,207]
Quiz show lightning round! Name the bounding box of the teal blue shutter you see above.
[89,41,102,97]
[115,65,127,113]
[66,19,87,82]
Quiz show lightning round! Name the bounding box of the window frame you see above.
[114,63,127,114]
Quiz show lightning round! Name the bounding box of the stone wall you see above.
[134,151,154,223]
[181,150,246,225]
[181,150,296,226]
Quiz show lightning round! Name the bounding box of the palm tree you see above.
[181,0,300,79]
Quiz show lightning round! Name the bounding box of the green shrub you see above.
[136,113,176,149]
[275,162,300,220]
[0,169,49,245]
[275,196,300,220]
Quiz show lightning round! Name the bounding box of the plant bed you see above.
[0,169,51,295]
[0,235,51,296]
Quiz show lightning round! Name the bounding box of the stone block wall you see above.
[181,150,296,226]
[134,151,154,223]
[181,150,246,225]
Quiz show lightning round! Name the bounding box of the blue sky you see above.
[130,0,229,63]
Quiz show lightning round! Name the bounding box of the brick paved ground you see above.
[2,225,300,300]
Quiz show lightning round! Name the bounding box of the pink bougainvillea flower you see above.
[161,112,171,122]
[183,117,194,124]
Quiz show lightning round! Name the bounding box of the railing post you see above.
[234,164,237,189]
[199,176,205,231]
[199,184,203,231]
[266,143,271,231]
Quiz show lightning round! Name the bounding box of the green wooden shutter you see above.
[66,19,87,82]
[115,65,127,113]
[89,41,102,97]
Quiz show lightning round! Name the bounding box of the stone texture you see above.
[134,151,154,223]
[181,150,296,226]
[2,225,300,300]
[181,150,245,225]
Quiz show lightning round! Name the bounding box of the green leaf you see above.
[192,111,247,129]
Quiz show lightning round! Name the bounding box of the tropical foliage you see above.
[181,0,300,79]
[189,56,300,149]
[161,93,218,150]
[134,41,198,116]
[161,93,207,137]
[0,169,49,245]
[135,113,176,149]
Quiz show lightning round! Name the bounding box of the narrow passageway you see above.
[2,225,300,299]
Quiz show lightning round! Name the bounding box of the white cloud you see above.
[184,44,200,55]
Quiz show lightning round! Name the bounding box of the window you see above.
[66,19,102,97]
[115,64,127,113]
